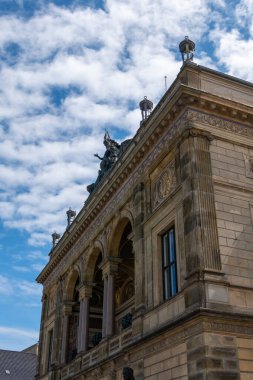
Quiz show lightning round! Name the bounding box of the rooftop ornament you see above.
[87,130,131,194]
[52,232,61,247]
[139,96,153,122]
[179,36,195,63]
[66,208,76,227]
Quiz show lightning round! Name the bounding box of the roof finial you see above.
[139,96,153,123]
[179,36,195,63]
[52,231,61,247]
[66,208,76,227]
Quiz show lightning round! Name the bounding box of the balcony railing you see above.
[61,327,133,380]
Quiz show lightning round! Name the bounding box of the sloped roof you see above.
[0,349,37,380]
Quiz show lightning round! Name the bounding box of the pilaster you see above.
[178,125,222,275]
[178,123,225,309]
[52,280,63,367]
[37,294,47,377]
[132,182,146,313]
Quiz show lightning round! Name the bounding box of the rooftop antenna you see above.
[164,76,167,92]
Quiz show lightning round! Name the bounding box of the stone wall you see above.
[187,332,240,380]
[210,139,253,291]
[238,337,253,380]
[143,343,187,380]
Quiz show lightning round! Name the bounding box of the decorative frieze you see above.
[185,108,253,139]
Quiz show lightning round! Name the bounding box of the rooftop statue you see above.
[87,131,130,194]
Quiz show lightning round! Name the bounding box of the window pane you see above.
[162,226,178,300]
[170,264,177,296]
[164,269,169,299]
[169,228,175,262]
[163,234,168,267]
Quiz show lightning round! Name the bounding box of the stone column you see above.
[102,275,108,338]
[178,125,222,276]
[60,303,72,365]
[101,258,120,338]
[106,273,115,336]
[78,284,93,353]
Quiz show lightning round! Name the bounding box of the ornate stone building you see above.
[36,39,253,380]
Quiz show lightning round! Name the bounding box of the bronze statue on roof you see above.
[87,131,130,194]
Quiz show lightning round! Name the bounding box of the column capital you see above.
[178,123,213,146]
[99,256,121,278]
[62,301,74,315]
[78,283,94,300]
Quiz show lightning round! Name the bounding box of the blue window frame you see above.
[162,226,178,300]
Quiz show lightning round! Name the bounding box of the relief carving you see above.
[185,109,253,139]
[244,155,253,179]
[152,161,176,209]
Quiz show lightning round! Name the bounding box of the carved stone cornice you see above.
[185,108,253,139]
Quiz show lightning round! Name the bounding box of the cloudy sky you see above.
[0,0,252,351]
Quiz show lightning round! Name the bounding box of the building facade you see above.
[36,46,253,380]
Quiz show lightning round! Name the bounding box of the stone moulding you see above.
[186,108,253,138]
[39,107,253,288]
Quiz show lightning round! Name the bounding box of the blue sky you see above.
[0,0,253,351]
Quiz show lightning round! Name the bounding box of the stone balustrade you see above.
[61,326,133,380]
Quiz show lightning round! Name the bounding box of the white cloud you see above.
[13,265,30,273]
[0,274,41,297]
[0,275,13,295]
[211,28,253,82]
[0,326,38,339]
[0,0,250,251]
[0,326,38,351]
[17,280,42,296]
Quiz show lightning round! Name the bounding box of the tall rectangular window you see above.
[162,226,178,300]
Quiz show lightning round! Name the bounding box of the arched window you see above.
[66,276,80,362]
[114,221,135,332]
[88,252,103,348]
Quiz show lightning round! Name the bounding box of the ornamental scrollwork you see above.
[152,161,176,209]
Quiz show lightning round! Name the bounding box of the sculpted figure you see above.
[87,131,121,194]
[95,131,120,177]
